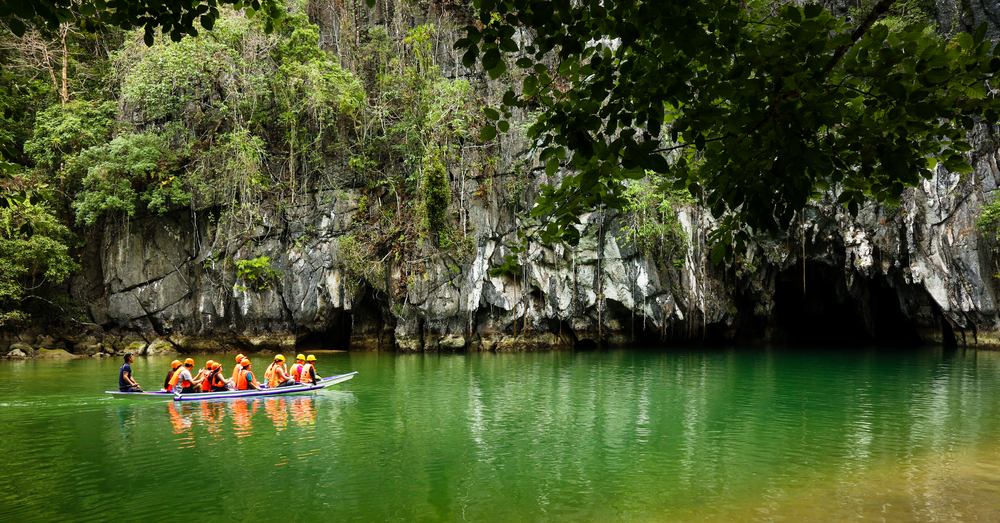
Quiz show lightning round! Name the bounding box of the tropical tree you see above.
[452,0,1000,260]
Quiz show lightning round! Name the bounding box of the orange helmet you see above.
[184,358,195,367]
[205,359,215,369]
[240,358,251,367]
[171,360,181,369]
[235,353,245,363]
[211,362,222,370]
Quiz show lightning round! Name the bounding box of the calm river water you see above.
[1,347,999,522]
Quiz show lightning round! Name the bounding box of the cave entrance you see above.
[771,262,922,346]
[297,311,353,352]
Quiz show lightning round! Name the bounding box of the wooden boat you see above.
[106,372,357,401]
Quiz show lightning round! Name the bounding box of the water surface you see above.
[1,347,999,522]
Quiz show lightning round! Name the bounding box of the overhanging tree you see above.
[0,0,282,44]
[453,0,1000,261]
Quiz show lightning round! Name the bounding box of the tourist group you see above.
[118,353,322,393]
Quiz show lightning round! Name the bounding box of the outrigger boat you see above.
[106,372,357,401]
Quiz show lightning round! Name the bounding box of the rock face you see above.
[61,0,1000,351]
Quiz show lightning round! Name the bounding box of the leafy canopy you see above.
[453,0,1000,261]
[0,185,78,326]
[1,0,283,45]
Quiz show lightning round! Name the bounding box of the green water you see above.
[1,347,999,522]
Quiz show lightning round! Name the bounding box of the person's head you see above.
[171,360,181,369]
[205,359,214,370]
[235,353,245,363]
[123,353,133,363]
[211,362,222,370]
[275,354,285,362]
[296,354,305,362]
[306,355,316,363]
[241,358,251,368]
[184,357,195,368]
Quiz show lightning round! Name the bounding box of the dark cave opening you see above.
[771,261,924,346]
[298,310,353,351]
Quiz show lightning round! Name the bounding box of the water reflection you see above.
[290,396,317,427]
[157,395,327,446]
[266,397,288,431]
[231,399,258,439]
[1,349,997,522]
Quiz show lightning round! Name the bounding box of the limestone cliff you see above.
[8,0,1000,355]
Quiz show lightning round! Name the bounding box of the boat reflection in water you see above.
[163,396,320,445]
[201,400,226,440]
[167,403,196,449]
[232,398,258,439]
[290,396,316,427]
[266,397,289,431]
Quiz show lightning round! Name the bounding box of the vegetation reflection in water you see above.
[1,347,999,522]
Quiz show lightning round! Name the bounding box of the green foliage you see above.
[67,132,186,225]
[337,234,379,294]
[850,0,937,30]
[98,9,364,230]
[234,255,281,291]
[0,0,283,44]
[458,0,1000,262]
[116,21,239,126]
[0,181,78,326]
[24,100,116,175]
[0,69,52,166]
[357,24,479,190]
[421,147,450,243]
[622,174,691,270]
[272,12,365,180]
[977,197,1000,241]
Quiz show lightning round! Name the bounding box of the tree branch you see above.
[821,0,898,78]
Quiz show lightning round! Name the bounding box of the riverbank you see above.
[1,326,594,359]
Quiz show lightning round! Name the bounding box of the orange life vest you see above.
[268,366,284,388]
[231,364,242,382]
[264,362,276,383]
[167,366,187,389]
[235,369,247,390]
[236,369,257,390]
[300,363,315,384]
[202,369,221,391]
[289,363,303,381]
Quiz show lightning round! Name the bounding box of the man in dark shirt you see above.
[119,353,142,392]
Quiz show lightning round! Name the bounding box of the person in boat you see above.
[268,355,296,388]
[163,360,181,391]
[231,353,246,382]
[118,353,142,392]
[289,354,306,382]
[197,360,214,392]
[299,355,321,384]
[234,358,261,390]
[204,361,232,392]
[170,358,206,394]
[199,360,215,392]
[263,354,288,386]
